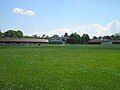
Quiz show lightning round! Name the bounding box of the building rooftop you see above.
[0,37,49,43]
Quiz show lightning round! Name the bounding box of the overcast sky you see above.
[0,0,120,37]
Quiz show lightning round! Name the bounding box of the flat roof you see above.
[0,38,49,43]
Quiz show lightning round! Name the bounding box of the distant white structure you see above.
[101,39,112,45]
[49,36,63,44]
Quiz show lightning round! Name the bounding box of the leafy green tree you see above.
[103,36,111,39]
[64,33,69,37]
[45,36,49,39]
[82,34,90,44]
[111,33,120,40]
[23,35,32,38]
[16,30,23,38]
[116,35,120,40]
[4,30,23,38]
[41,34,46,39]
[32,35,38,38]
[66,38,76,44]
[70,33,81,44]
[63,33,69,43]
[111,35,116,40]
[0,30,4,38]
[53,34,59,38]
[0,30,1,35]
[4,30,16,37]
[93,36,97,39]
[98,36,102,39]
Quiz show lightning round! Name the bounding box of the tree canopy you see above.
[82,34,90,44]
[4,30,23,38]
[70,33,81,44]
[93,36,97,39]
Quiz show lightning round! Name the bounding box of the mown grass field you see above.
[0,45,120,90]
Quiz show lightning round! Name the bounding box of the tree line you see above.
[0,30,120,44]
[92,34,120,40]
[63,33,90,44]
[0,30,23,38]
[0,30,49,39]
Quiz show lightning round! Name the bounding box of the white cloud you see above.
[31,20,120,38]
[12,8,35,16]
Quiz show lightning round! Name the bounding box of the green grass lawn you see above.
[0,45,120,90]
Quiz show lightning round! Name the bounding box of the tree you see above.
[116,35,120,40]
[82,34,90,44]
[45,36,49,39]
[4,30,16,37]
[111,33,120,40]
[53,34,59,38]
[111,35,116,40]
[103,36,111,39]
[63,33,69,43]
[98,36,102,39]
[16,30,23,38]
[93,36,97,39]
[64,33,69,37]
[0,30,1,35]
[32,35,38,38]
[4,30,23,38]
[66,38,76,44]
[0,30,4,38]
[23,35,32,38]
[70,33,81,44]
[41,34,46,39]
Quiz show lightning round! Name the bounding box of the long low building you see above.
[88,39,120,45]
[112,40,120,44]
[0,38,49,45]
[88,39,101,44]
